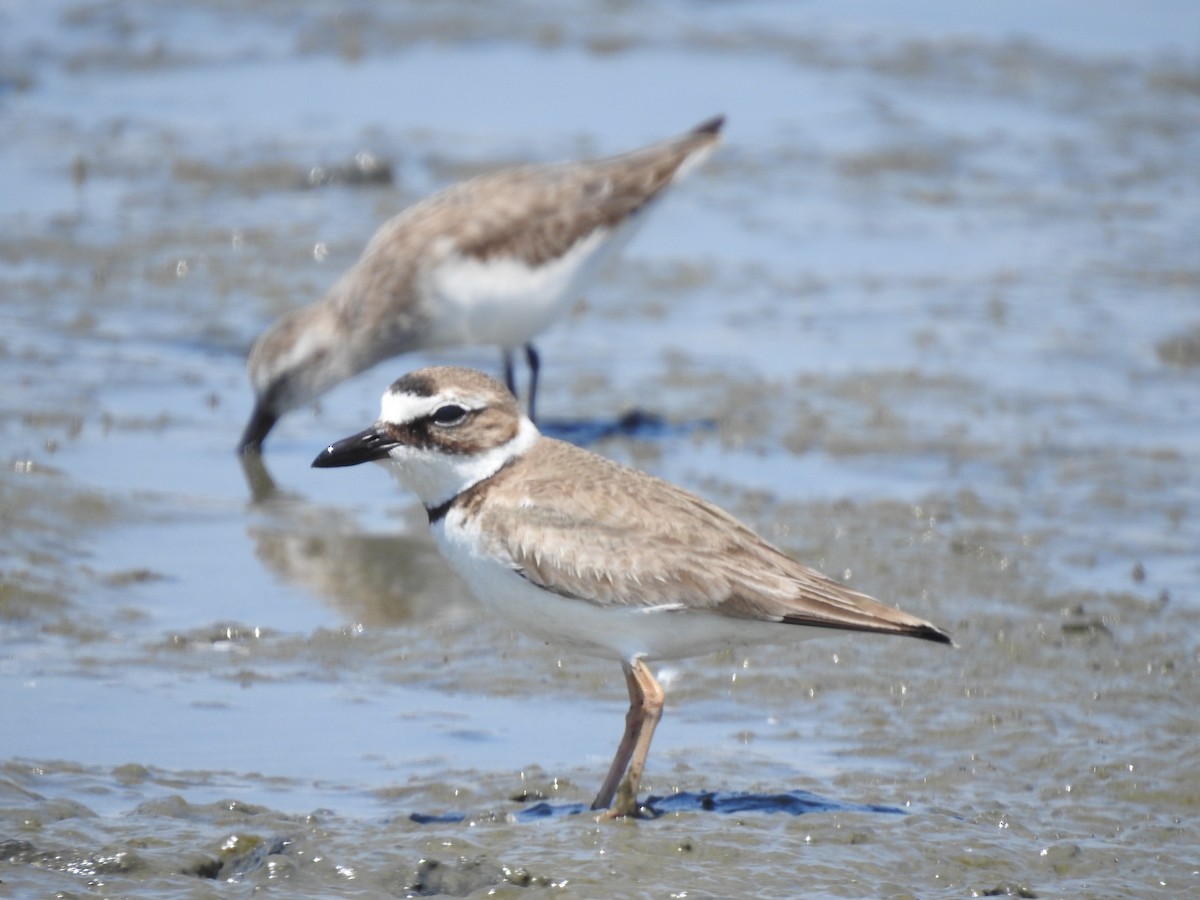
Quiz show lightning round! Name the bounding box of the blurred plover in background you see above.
[240,116,725,452]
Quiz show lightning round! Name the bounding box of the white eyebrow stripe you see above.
[378,387,486,425]
[379,390,439,425]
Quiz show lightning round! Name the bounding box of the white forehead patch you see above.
[378,387,483,425]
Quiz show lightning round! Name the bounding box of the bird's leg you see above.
[591,662,646,812]
[524,343,540,424]
[594,660,665,819]
[502,348,518,398]
[610,659,664,818]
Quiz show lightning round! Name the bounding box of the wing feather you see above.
[471,439,947,641]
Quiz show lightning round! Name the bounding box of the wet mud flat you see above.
[3,0,1200,896]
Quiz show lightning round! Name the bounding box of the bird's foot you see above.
[595,774,649,820]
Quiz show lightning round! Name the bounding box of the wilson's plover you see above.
[240,117,724,452]
[312,366,951,817]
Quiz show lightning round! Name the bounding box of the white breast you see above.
[424,218,634,349]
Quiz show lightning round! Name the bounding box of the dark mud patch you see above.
[411,788,906,824]
[540,409,715,445]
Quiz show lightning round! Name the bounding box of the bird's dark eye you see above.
[430,404,468,426]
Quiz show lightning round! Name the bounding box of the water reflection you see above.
[240,453,457,629]
[239,452,284,504]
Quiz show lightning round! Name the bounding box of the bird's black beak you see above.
[311,426,396,468]
[238,403,279,455]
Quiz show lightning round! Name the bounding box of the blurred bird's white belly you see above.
[425,229,611,349]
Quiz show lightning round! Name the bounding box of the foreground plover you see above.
[312,366,951,817]
[239,116,725,453]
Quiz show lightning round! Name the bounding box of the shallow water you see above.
[3,0,1199,896]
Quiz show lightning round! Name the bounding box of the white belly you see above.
[424,228,613,349]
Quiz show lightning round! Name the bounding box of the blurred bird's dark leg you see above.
[524,343,540,424]
[502,348,517,398]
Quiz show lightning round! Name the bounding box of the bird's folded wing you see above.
[473,441,935,638]
[366,124,723,273]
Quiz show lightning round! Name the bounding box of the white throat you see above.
[382,415,539,509]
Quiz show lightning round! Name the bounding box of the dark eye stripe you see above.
[379,402,515,458]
